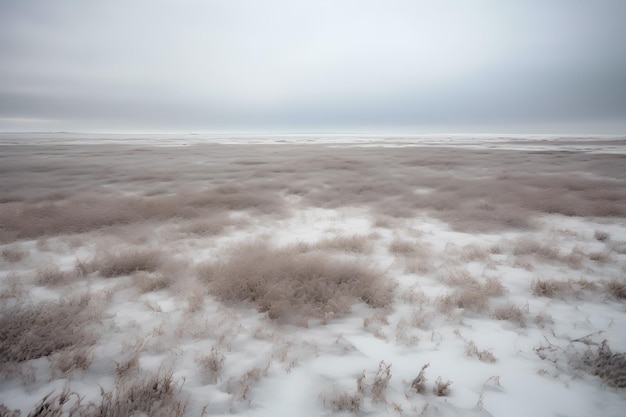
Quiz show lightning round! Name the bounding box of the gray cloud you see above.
[1,0,625,133]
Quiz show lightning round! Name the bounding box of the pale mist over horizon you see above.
[1,0,625,135]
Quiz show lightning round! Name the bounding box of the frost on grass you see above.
[0,298,99,364]
[410,363,430,394]
[537,339,626,389]
[465,340,497,363]
[436,272,506,315]
[9,368,188,417]
[195,347,225,384]
[35,264,75,286]
[434,377,453,396]
[324,391,362,413]
[316,234,373,254]
[585,342,626,388]
[371,361,392,403]
[605,280,626,299]
[90,247,164,277]
[200,241,393,322]
[594,230,610,242]
[1,245,26,263]
[493,303,527,328]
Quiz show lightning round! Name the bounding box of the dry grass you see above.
[0,185,281,242]
[0,273,27,300]
[531,279,569,298]
[410,364,429,394]
[185,292,205,313]
[404,258,434,275]
[230,366,270,403]
[594,230,610,242]
[2,142,626,243]
[388,238,417,255]
[0,405,20,417]
[35,264,75,286]
[437,291,485,314]
[177,213,240,236]
[316,234,372,253]
[460,243,491,262]
[195,347,225,384]
[433,377,453,396]
[465,341,497,363]
[2,139,626,415]
[533,310,554,329]
[585,342,626,388]
[605,280,626,299]
[439,270,505,296]
[371,361,392,403]
[324,391,362,413]
[588,251,610,263]
[530,277,603,301]
[437,271,506,314]
[0,298,98,363]
[512,237,561,261]
[48,348,93,378]
[18,368,188,417]
[132,271,174,293]
[97,369,187,417]
[200,241,393,322]
[610,241,626,254]
[493,304,527,328]
[115,352,141,380]
[1,245,26,263]
[91,247,164,277]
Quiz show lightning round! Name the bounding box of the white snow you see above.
[0,134,624,416]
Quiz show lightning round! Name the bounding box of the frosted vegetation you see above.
[0,135,625,416]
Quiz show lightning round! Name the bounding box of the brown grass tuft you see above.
[115,352,141,380]
[200,241,393,323]
[388,238,417,255]
[195,347,225,384]
[48,348,93,378]
[588,251,610,263]
[605,280,626,299]
[434,377,453,396]
[460,243,491,262]
[493,303,527,327]
[96,368,188,417]
[594,230,610,242]
[132,272,173,293]
[0,299,98,363]
[410,363,429,394]
[531,279,569,298]
[512,237,560,261]
[437,271,505,314]
[586,342,626,388]
[0,404,20,417]
[371,361,392,403]
[316,234,372,253]
[35,264,75,286]
[325,391,361,413]
[1,245,26,263]
[92,247,163,277]
[465,340,497,363]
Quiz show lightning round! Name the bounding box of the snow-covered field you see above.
[1,134,625,417]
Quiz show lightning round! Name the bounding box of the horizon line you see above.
[1,130,625,137]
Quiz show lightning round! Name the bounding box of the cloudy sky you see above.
[1,0,625,134]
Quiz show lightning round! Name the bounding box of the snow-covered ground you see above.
[0,134,625,416]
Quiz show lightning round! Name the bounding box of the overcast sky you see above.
[1,0,625,134]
